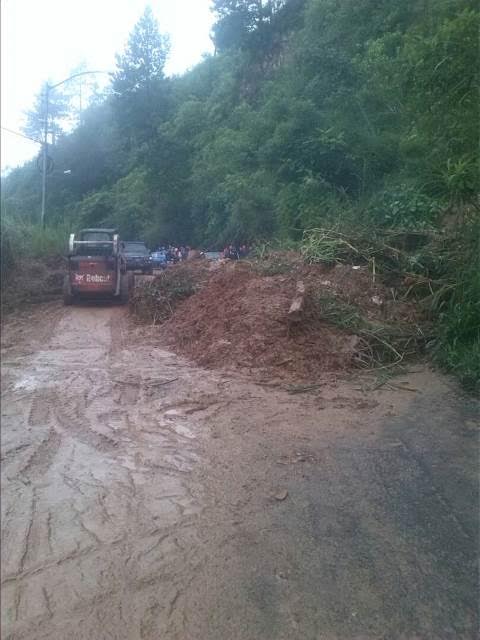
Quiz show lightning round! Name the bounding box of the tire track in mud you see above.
[27,395,51,427]
[20,429,62,480]
[3,305,299,640]
[52,386,123,454]
[1,305,216,640]
[18,489,37,576]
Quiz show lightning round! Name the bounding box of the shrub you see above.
[433,215,480,392]
[367,186,440,229]
[1,217,67,280]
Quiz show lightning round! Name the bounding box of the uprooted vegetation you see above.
[300,223,480,390]
[129,262,212,324]
[309,294,426,370]
[129,222,479,389]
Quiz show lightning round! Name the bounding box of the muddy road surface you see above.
[1,303,478,640]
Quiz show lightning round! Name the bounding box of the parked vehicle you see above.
[150,250,168,269]
[122,241,153,274]
[63,228,133,305]
[204,251,222,261]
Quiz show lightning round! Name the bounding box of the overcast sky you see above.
[1,0,214,172]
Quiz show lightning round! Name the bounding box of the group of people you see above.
[156,245,190,263]
[154,243,250,262]
[222,244,249,260]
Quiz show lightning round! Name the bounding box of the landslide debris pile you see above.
[161,262,358,379]
[131,248,426,380]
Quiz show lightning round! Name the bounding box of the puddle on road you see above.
[169,423,196,439]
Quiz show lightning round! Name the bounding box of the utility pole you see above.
[39,70,109,228]
[40,84,49,229]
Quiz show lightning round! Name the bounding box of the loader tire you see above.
[63,275,74,306]
[120,273,130,304]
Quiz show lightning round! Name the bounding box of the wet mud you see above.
[1,303,478,639]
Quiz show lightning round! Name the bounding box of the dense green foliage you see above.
[433,215,480,392]
[1,0,478,387]
[4,0,478,241]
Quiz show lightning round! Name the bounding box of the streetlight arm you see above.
[48,70,111,90]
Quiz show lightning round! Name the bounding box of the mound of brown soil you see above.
[135,253,423,381]
[160,262,361,380]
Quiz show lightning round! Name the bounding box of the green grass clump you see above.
[301,228,366,265]
[433,222,480,393]
[437,337,480,393]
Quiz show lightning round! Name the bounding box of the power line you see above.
[1,127,42,145]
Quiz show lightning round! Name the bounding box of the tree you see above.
[111,6,171,146]
[212,1,293,52]
[112,6,169,93]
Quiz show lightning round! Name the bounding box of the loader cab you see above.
[70,228,119,257]
[77,229,117,256]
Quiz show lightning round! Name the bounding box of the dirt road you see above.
[1,303,478,639]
